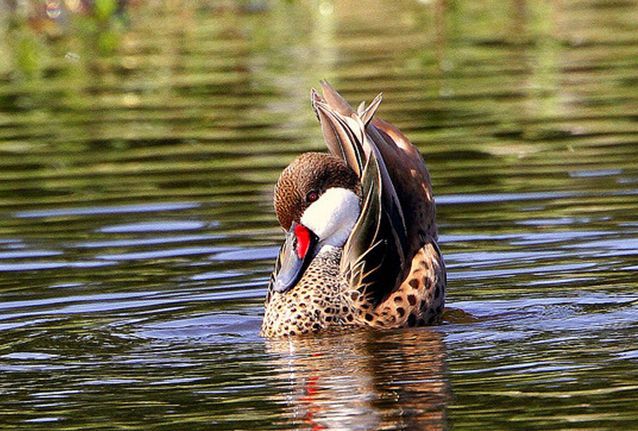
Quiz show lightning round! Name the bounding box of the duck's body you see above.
[261,82,446,338]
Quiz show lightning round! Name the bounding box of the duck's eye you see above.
[306,190,319,203]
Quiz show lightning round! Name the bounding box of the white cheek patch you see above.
[301,187,361,247]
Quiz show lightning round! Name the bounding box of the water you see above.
[1,0,638,429]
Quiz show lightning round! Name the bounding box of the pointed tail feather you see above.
[312,100,366,178]
[319,80,356,116]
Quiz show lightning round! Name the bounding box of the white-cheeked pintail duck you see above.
[261,82,446,337]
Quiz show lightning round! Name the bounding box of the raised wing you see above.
[311,81,416,304]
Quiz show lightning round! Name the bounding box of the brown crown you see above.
[274,152,360,230]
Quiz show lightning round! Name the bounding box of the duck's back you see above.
[371,118,437,242]
[316,83,446,327]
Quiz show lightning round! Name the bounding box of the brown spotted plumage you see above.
[261,82,446,338]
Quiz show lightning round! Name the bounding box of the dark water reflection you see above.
[1,0,638,430]
[265,329,448,430]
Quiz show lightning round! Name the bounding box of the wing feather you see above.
[314,81,411,303]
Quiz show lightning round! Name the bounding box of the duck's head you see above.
[272,152,361,293]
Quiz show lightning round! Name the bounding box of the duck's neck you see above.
[316,244,341,256]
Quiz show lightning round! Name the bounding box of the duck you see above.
[261,81,446,338]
